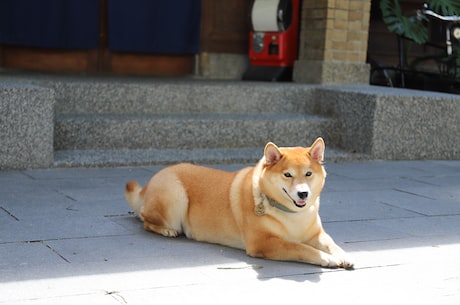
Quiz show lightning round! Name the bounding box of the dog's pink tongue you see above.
[296,200,307,207]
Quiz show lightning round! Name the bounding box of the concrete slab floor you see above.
[0,160,459,304]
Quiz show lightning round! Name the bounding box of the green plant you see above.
[380,0,428,44]
[380,0,460,44]
[380,0,460,77]
[427,0,460,16]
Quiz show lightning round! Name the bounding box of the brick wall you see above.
[299,0,371,63]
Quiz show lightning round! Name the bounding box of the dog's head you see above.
[259,137,326,212]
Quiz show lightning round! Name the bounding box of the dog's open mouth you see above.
[283,188,307,209]
[295,200,307,208]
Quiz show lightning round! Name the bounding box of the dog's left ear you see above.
[309,137,325,163]
[264,142,282,165]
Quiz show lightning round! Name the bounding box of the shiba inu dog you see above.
[125,137,354,268]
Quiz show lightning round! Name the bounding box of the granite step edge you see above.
[53,148,369,168]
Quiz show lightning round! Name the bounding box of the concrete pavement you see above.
[1,160,460,304]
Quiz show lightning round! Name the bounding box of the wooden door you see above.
[200,0,253,53]
[0,0,253,74]
[0,0,195,75]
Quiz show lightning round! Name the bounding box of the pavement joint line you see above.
[19,171,39,180]
[44,242,71,263]
[53,189,78,201]
[0,206,20,221]
[343,237,408,244]
[351,263,403,271]
[323,214,429,224]
[376,201,428,216]
[393,188,436,200]
[103,213,133,217]
[0,233,139,245]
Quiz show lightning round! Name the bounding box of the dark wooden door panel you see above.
[0,0,253,74]
[201,0,253,53]
[0,46,98,73]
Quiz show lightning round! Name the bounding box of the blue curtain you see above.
[107,0,201,54]
[0,0,100,49]
[0,0,201,53]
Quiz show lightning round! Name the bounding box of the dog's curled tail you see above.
[125,181,144,219]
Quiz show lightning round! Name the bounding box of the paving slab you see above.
[320,189,425,221]
[0,160,459,304]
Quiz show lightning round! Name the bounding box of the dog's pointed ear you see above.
[309,137,325,163]
[264,142,282,165]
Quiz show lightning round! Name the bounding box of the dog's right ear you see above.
[264,142,282,165]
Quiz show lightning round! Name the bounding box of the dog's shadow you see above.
[215,244,324,283]
[123,216,326,283]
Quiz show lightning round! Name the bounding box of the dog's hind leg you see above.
[140,169,189,238]
[144,217,180,237]
[142,197,185,237]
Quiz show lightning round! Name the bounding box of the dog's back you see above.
[125,163,251,248]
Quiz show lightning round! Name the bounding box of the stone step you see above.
[50,78,316,115]
[5,73,364,166]
[46,76,345,166]
[53,147,368,168]
[54,112,339,150]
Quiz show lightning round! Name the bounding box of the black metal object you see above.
[242,65,293,82]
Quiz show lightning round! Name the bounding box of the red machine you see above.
[243,0,300,81]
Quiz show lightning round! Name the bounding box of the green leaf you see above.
[427,0,460,16]
[380,0,428,44]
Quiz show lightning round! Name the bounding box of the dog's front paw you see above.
[340,256,355,269]
[335,252,355,269]
[320,252,355,269]
[319,253,342,268]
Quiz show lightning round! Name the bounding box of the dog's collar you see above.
[255,193,298,216]
[267,196,298,213]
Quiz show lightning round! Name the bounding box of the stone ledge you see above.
[0,80,55,170]
[313,85,460,160]
[53,147,366,168]
[293,60,370,84]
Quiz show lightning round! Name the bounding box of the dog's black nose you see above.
[297,191,308,199]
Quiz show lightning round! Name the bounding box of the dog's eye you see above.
[306,171,312,177]
[284,172,293,178]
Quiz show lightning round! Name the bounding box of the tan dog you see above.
[125,138,354,268]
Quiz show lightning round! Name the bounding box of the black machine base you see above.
[242,65,293,82]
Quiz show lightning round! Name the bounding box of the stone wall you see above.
[0,81,55,170]
[314,85,460,160]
